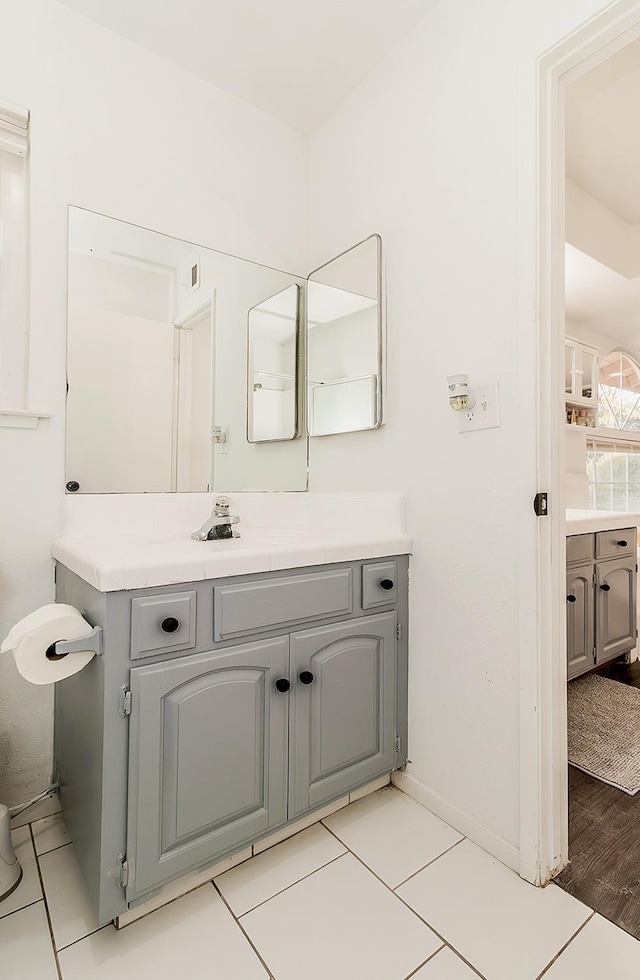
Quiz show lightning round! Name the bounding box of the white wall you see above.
[0,0,306,805]
[307,0,614,861]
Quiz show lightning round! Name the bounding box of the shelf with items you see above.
[565,404,597,428]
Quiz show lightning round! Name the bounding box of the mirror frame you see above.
[305,233,384,437]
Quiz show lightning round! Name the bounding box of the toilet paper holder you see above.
[47,625,104,661]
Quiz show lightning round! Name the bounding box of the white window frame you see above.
[0,98,49,427]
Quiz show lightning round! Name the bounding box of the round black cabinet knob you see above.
[600,583,611,592]
[161,617,180,633]
[380,579,395,591]
[566,594,577,603]
[66,481,80,493]
[299,670,315,685]
[618,540,628,547]
[275,678,290,693]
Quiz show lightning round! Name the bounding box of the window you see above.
[587,446,640,510]
[587,350,640,509]
[0,98,29,413]
[598,350,640,430]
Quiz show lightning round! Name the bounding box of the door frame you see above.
[529,0,640,885]
[171,297,215,491]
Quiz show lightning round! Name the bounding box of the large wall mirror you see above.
[306,234,383,436]
[66,208,307,493]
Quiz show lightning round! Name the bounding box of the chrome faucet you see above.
[191,496,241,541]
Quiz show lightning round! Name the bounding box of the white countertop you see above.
[52,528,412,592]
[566,509,640,536]
[53,492,411,592]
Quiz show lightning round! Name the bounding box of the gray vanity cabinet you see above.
[54,555,408,926]
[289,613,396,819]
[566,563,594,680]
[566,529,637,680]
[127,637,289,900]
[595,556,637,665]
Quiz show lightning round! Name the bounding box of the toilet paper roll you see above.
[0,604,97,685]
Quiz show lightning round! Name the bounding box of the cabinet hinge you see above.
[116,854,129,889]
[395,735,401,755]
[119,686,132,718]
[395,622,402,640]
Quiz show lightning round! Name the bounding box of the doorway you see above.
[535,0,640,935]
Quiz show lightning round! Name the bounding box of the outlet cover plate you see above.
[458,383,500,432]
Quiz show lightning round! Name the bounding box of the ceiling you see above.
[566,36,640,224]
[565,244,640,345]
[57,0,440,133]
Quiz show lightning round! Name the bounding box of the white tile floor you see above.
[3,785,640,979]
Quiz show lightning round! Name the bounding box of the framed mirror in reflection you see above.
[247,284,300,443]
[66,207,307,493]
[306,234,383,437]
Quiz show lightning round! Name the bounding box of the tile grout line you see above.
[29,822,64,980]
[33,840,73,859]
[534,911,596,980]
[211,880,276,980]
[0,896,45,922]
[321,822,489,980]
[392,837,465,890]
[402,947,443,979]
[234,850,348,919]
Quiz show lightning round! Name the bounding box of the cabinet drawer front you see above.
[566,534,593,565]
[362,561,398,609]
[130,591,196,660]
[595,528,636,560]
[213,569,353,641]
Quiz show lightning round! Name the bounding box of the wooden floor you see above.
[555,659,640,939]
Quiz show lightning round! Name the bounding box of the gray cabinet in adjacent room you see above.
[566,529,637,680]
[595,555,637,665]
[566,563,593,681]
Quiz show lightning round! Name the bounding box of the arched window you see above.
[598,350,640,430]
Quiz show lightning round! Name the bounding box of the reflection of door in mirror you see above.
[306,235,383,437]
[66,209,213,493]
[247,284,299,443]
[174,303,214,491]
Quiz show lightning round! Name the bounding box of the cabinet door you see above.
[127,637,289,899]
[289,612,396,819]
[565,341,576,397]
[576,344,598,404]
[596,557,637,665]
[566,564,594,680]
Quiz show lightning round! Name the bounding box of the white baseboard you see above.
[392,770,521,875]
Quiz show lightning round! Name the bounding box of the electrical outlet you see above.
[212,426,229,455]
[458,383,500,433]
